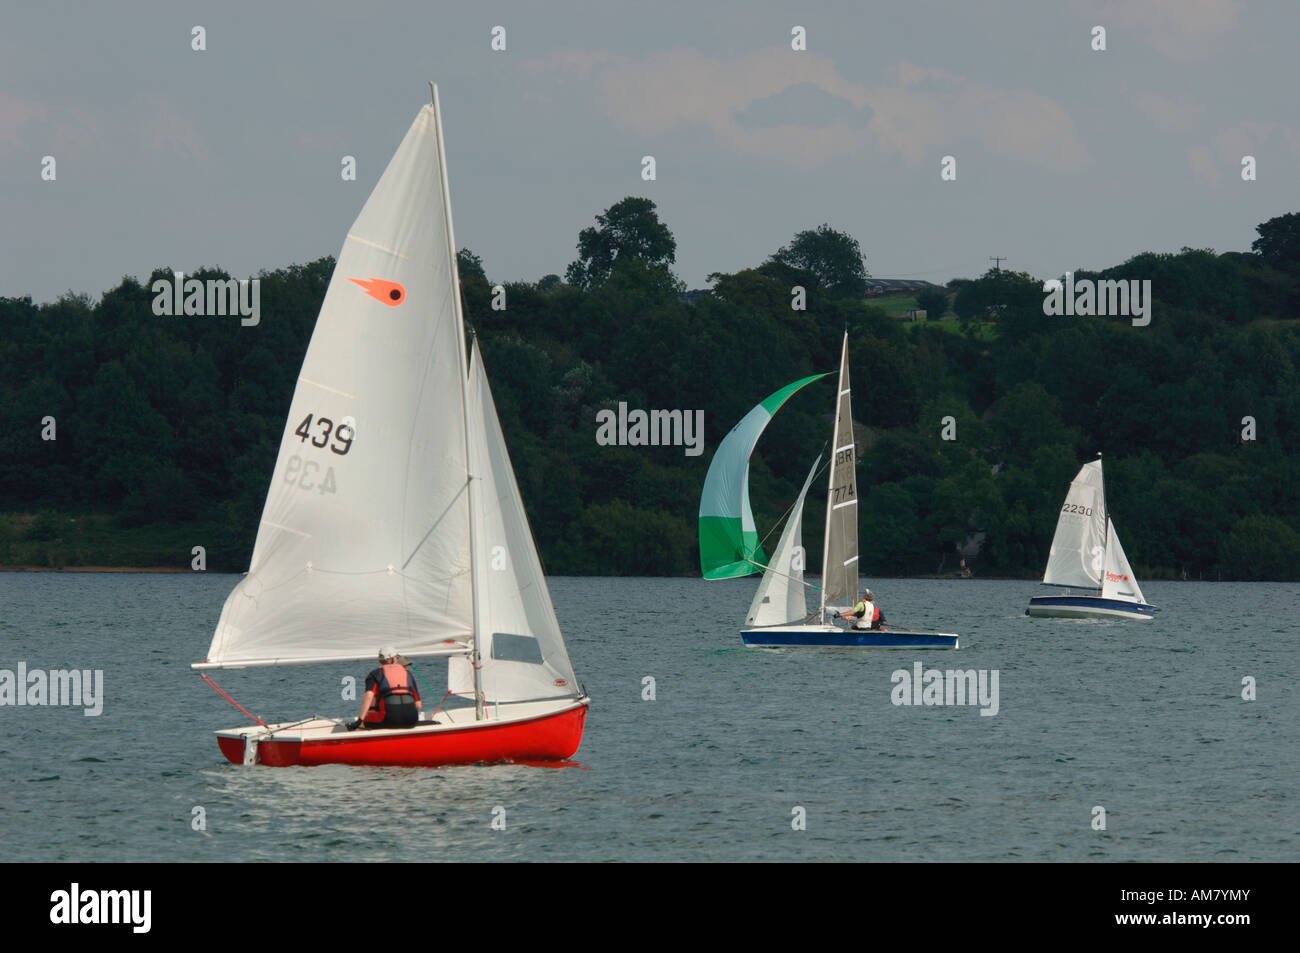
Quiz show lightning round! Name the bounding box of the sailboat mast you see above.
[1096,451,1106,570]
[432,83,485,721]
[819,346,838,619]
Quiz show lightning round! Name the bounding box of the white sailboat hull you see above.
[1025,595,1156,620]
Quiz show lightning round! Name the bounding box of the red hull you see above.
[217,704,587,767]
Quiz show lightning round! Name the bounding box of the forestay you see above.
[204,104,474,666]
[745,455,821,627]
[1042,460,1107,589]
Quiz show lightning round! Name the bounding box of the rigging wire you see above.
[755,446,831,551]
[744,556,821,591]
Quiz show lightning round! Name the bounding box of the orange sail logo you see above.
[348,276,406,306]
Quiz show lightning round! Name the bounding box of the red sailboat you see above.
[193,85,589,766]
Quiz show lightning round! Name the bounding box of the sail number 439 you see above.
[293,414,354,455]
[285,455,337,495]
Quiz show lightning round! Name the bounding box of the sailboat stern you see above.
[215,724,280,765]
[216,733,253,765]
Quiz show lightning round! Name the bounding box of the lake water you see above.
[1,573,1295,861]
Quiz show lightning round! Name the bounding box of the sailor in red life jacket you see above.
[351,646,421,729]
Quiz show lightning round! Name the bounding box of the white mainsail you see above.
[820,331,858,612]
[1100,518,1146,604]
[205,102,474,667]
[1042,460,1107,589]
[746,455,821,627]
[446,341,582,702]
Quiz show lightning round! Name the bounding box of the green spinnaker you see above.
[698,373,828,579]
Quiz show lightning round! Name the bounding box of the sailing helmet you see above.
[379,645,399,662]
[863,589,873,600]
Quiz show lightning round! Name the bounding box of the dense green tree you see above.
[860,482,924,573]
[1251,212,1300,269]
[556,499,692,575]
[915,287,948,318]
[2,205,1299,579]
[953,267,1042,323]
[770,224,869,298]
[565,197,676,289]
[457,248,487,283]
[926,458,1005,571]
[988,381,1080,461]
[77,361,175,501]
[1219,515,1300,581]
[457,248,492,320]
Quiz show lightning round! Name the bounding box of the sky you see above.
[2,0,1298,303]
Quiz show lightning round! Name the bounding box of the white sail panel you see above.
[205,105,474,665]
[1100,519,1145,604]
[451,341,581,703]
[746,455,820,626]
[1042,460,1107,589]
[820,332,858,609]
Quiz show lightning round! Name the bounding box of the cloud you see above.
[0,93,45,155]
[1190,119,1300,185]
[1187,144,1218,186]
[1134,92,1207,132]
[735,82,872,130]
[0,91,206,162]
[138,94,209,161]
[527,47,1090,171]
[1089,0,1242,62]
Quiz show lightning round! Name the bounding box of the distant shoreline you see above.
[0,565,200,573]
[0,566,1244,581]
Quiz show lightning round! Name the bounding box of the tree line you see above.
[1,200,1297,580]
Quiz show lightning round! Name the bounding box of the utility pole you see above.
[988,257,1006,320]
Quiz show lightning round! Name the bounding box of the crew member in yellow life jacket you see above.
[351,646,421,729]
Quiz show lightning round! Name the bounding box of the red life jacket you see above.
[365,663,415,723]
